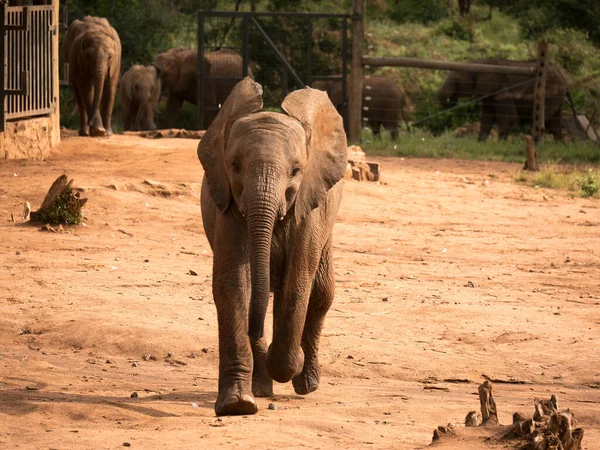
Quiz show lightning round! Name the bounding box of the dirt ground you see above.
[1,134,599,449]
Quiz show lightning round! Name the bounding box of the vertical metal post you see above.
[1,1,6,132]
[349,0,364,143]
[341,16,348,131]
[242,15,249,78]
[531,40,548,143]
[196,12,205,130]
[305,18,312,86]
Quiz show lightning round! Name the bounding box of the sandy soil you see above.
[1,134,599,449]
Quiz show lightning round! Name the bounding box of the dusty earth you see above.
[1,134,599,449]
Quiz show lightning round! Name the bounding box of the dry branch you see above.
[478,380,499,425]
[30,175,87,224]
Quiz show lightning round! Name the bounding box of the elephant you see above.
[120,64,161,131]
[63,16,121,137]
[152,48,249,129]
[312,75,410,140]
[198,78,347,416]
[439,59,568,141]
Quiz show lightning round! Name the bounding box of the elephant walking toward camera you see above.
[439,59,568,141]
[312,75,410,140]
[120,64,161,131]
[199,78,347,416]
[63,16,121,137]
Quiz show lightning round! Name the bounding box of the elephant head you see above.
[198,77,346,343]
[153,47,211,95]
[439,70,477,108]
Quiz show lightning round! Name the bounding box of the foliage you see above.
[436,16,475,42]
[387,0,448,25]
[34,186,84,225]
[514,165,600,198]
[576,169,599,197]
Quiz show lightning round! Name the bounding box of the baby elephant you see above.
[63,16,121,137]
[120,64,161,131]
[199,78,347,416]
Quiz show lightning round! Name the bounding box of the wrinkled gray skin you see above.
[199,78,347,416]
[120,64,161,131]
[439,59,568,141]
[312,75,410,140]
[63,16,121,137]
[153,48,250,129]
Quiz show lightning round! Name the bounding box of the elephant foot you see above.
[78,128,89,137]
[89,126,107,137]
[266,344,304,384]
[215,381,258,417]
[105,127,114,136]
[292,359,321,395]
[251,337,273,397]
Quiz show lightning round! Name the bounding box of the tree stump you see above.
[465,411,481,427]
[30,175,87,225]
[478,380,499,425]
[523,135,539,171]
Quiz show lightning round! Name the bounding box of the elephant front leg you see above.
[293,240,334,395]
[71,78,89,136]
[211,225,258,416]
[251,334,273,397]
[478,103,496,141]
[164,94,184,128]
[213,272,258,416]
[100,77,117,136]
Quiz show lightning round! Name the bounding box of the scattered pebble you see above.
[188,269,198,276]
[268,403,277,410]
[130,392,138,398]
[191,402,198,408]
[123,443,131,447]
[465,281,475,288]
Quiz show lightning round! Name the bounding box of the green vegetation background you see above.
[60,0,600,189]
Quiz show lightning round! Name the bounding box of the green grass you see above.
[515,165,600,198]
[361,129,600,165]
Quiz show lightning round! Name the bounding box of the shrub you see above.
[577,169,599,198]
[388,0,448,25]
[436,16,475,42]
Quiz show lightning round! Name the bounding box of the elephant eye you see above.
[291,167,301,177]
[231,159,241,174]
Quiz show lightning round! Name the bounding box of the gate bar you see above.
[197,13,205,129]
[305,19,312,86]
[1,1,5,131]
[362,56,537,75]
[242,15,248,78]
[250,16,304,88]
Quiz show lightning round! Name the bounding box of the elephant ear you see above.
[197,77,263,213]
[281,87,347,221]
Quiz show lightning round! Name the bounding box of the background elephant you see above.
[63,16,121,137]
[439,59,568,141]
[198,78,347,416]
[120,64,161,131]
[152,47,249,129]
[312,75,410,140]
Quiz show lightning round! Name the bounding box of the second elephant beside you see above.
[120,64,161,131]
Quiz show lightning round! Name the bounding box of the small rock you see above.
[131,362,138,368]
[465,281,475,288]
[130,392,138,398]
[123,443,131,447]
[15,251,20,255]
[382,297,389,302]
[268,403,277,410]
[201,348,208,353]
[191,402,199,408]
[347,355,354,359]
[188,269,198,276]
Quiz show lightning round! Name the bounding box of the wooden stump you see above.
[523,135,539,171]
[478,380,499,425]
[30,174,87,224]
[465,411,481,427]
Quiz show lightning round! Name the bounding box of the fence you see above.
[196,11,350,130]
[0,2,56,132]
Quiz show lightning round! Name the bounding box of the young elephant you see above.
[120,64,161,131]
[198,78,347,416]
[63,16,121,137]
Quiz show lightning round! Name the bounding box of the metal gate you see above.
[0,2,55,132]
[196,11,350,130]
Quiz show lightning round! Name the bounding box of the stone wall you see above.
[1,116,54,160]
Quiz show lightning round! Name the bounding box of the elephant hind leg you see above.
[292,239,334,396]
[478,103,496,141]
[71,76,89,136]
[100,76,117,136]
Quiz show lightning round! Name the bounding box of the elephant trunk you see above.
[439,79,457,109]
[89,55,107,130]
[245,165,281,344]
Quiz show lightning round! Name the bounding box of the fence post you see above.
[348,0,364,143]
[531,40,548,142]
[196,12,205,130]
[1,1,6,132]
